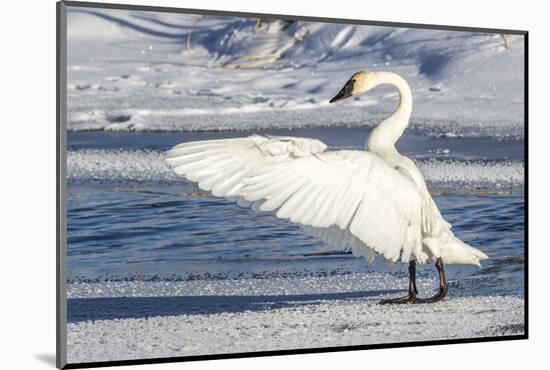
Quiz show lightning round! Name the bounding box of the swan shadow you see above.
[67,289,402,323]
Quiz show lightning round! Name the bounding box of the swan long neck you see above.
[366,72,413,156]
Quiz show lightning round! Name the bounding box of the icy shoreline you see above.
[67,274,524,363]
[67,148,524,191]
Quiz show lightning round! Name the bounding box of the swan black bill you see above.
[329,78,355,103]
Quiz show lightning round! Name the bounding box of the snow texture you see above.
[67,273,524,363]
[67,149,523,190]
[67,8,525,139]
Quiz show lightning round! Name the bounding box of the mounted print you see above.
[57,1,527,368]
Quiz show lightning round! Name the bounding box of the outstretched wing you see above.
[166,135,423,262]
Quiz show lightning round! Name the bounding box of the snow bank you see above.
[67,149,524,190]
[66,8,525,138]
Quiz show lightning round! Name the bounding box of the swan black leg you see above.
[414,257,448,304]
[379,257,448,305]
[379,260,417,304]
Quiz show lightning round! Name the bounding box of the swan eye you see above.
[341,78,356,96]
[347,79,356,93]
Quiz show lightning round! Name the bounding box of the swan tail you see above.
[423,232,488,267]
[420,195,487,266]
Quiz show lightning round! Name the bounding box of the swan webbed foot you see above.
[412,287,448,304]
[414,257,448,303]
[379,292,416,305]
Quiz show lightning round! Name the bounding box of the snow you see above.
[67,296,523,363]
[67,272,442,299]
[66,273,524,363]
[67,148,524,190]
[66,8,524,138]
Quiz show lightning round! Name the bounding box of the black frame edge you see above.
[523,32,529,339]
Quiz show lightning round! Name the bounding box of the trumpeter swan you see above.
[165,71,488,304]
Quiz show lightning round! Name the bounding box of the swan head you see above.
[329,71,375,103]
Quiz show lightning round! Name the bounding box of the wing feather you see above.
[276,181,315,219]
[259,178,307,212]
[166,135,422,262]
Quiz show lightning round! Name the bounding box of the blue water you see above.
[66,128,525,297]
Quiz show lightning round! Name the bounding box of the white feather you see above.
[166,135,424,262]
